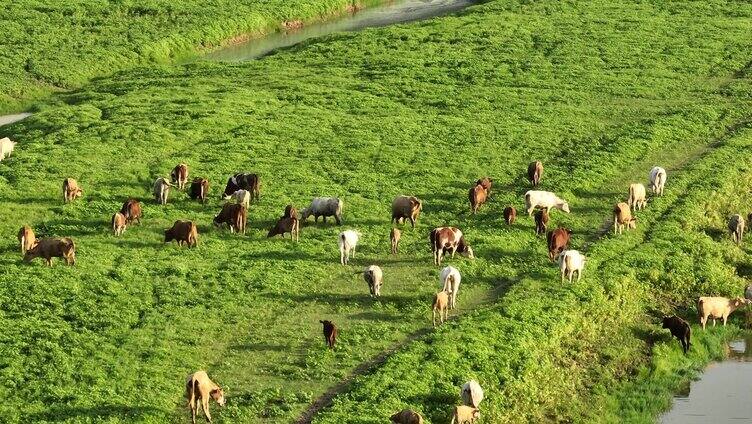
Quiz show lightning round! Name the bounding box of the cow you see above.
[24,237,76,266]
[283,204,298,219]
[0,137,17,161]
[188,178,209,203]
[63,178,83,203]
[534,207,549,236]
[164,220,198,247]
[745,284,752,302]
[430,227,474,266]
[17,226,36,255]
[392,196,422,228]
[171,163,189,190]
[558,249,585,283]
[527,161,543,186]
[440,266,461,309]
[339,230,360,265]
[390,409,424,424]
[697,296,749,330]
[120,199,142,224]
[301,197,343,225]
[613,202,637,234]
[450,405,480,424]
[222,173,259,201]
[503,206,517,225]
[213,203,247,234]
[432,291,449,327]
[224,189,250,209]
[111,212,126,236]
[363,265,383,297]
[476,177,493,193]
[649,166,667,196]
[468,183,488,214]
[628,183,647,211]
[267,216,300,241]
[390,228,401,254]
[320,320,337,349]
[662,315,691,354]
[153,177,172,205]
[547,227,571,261]
[185,370,225,424]
[524,190,569,216]
[461,380,484,408]
[728,214,745,244]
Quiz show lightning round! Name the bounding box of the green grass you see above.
[1,0,751,422]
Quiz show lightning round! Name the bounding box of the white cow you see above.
[558,249,585,283]
[338,230,360,265]
[627,183,647,211]
[461,380,484,408]
[649,166,667,196]
[0,137,16,161]
[440,266,462,309]
[153,177,172,205]
[224,189,251,209]
[524,190,570,216]
[363,265,383,297]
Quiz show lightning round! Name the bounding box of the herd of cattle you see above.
[7,147,752,423]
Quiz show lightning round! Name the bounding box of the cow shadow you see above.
[27,405,165,422]
[701,226,725,242]
[274,292,418,309]
[230,343,294,353]
[347,310,403,322]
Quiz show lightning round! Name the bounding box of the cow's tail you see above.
[340,232,346,247]
[112,214,117,231]
[686,325,692,348]
[429,229,437,253]
[20,235,25,254]
[187,378,198,409]
[525,192,532,213]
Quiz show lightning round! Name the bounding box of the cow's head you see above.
[211,387,226,407]
[62,240,76,265]
[560,202,570,213]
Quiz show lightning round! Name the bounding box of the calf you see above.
[432,291,449,327]
[392,195,422,228]
[224,189,250,209]
[213,203,247,234]
[188,178,209,203]
[628,183,647,210]
[320,320,337,349]
[534,207,549,236]
[468,183,488,214]
[24,237,76,266]
[390,409,424,424]
[63,178,83,203]
[267,216,299,241]
[524,190,569,216]
[283,204,297,219]
[0,137,16,161]
[547,227,571,261]
[185,370,225,424]
[728,214,745,244]
[527,160,543,186]
[120,199,142,224]
[430,227,474,266]
[613,202,636,234]
[222,173,259,200]
[503,206,516,225]
[171,163,189,190]
[697,296,749,330]
[153,177,172,205]
[662,315,691,354]
[649,166,667,195]
[558,249,585,283]
[461,380,484,408]
[363,265,383,297]
[164,220,198,247]
[17,226,36,255]
[302,197,343,225]
[450,405,480,424]
[111,212,127,236]
[440,266,461,309]
[390,228,401,254]
[338,230,360,265]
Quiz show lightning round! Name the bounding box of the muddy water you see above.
[660,337,752,423]
[0,112,32,127]
[203,0,479,62]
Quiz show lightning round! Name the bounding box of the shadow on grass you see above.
[27,404,165,422]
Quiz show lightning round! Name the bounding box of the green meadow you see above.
[1,0,751,422]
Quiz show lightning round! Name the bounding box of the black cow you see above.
[222,173,260,200]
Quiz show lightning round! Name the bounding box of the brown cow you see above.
[468,184,488,214]
[165,220,198,247]
[111,212,126,236]
[613,202,636,234]
[430,227,474,266]
[24,237,76,266]
[390,228,401,254]
[188,178,209,204]
[267,216,300,241]
[662,315,691,354]
[391,196,422,228]
[120,199,142,224]
[185,370,225,424]
[390,409,424,424]
[213,203,247,234]
[547,227,571,261]
[527,161,543,186]
[432,291,449,327]
[283,204,298,219]
[171,163,189,190]
[63,178,83,203]
[17,226,36,255]
[534,207,549,236]
[320,320,337,349]
[477,177,493,193]
[503,206,516,225]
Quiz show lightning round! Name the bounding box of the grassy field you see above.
[1,0,752,423]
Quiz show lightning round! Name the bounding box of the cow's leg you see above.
[340,250,345,265]
[202,398,212,422]
[577,269,582,282]
[433,309,437,327]
[712,318,716,327]
[700,316,706,330]
[410,217,415,229]
[451,246,458,258]
[723,314,728,326]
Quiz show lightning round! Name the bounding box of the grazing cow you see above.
[430,227,474,266]
[283,204,297,219]
[391,196,422,228]
[267,216,300,241]
[338,230,360,265]
[213,203,247,234]
[524,190,569,216]
[547,227,571,261]
[189,178,209,203]
[662,315,691,354]
[17,226,36,255]
[558,249,585,283]
[164,220,198,247]
[649,166,667,195]
[461,380,484,408]
[468,183,488,214]
[153,177,172,205]
[24,237,76,266]
[171,163,188,190]
[301,197,343,225]
[224,189,250,209]
[450,405,480,424]
[120,199,142,224]
[222,173,259,200]
[503,206,517,225]
[728,214,745,244]
[185,370,225,424]
[363,265,383,297]
[527,161,543,186]
[534,207,549,236]
[320,320,337,349]
[477,177,493,192]
[111,212,126,236]
[432,291,449,327]
[390,409,424,424]
[745,284,752,302]
[628,183,647,211]
[613,202,637,234]
[390,228,401,254]
[0,137,17,161]
[440,266,462,309]
[697,296,749,330]
[62,178,83,203]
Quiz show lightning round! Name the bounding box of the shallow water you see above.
[203,0,479,62]
[660,337,752,424]
[0,112,32,127]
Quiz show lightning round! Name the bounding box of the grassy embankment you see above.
[1,0,751,422]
